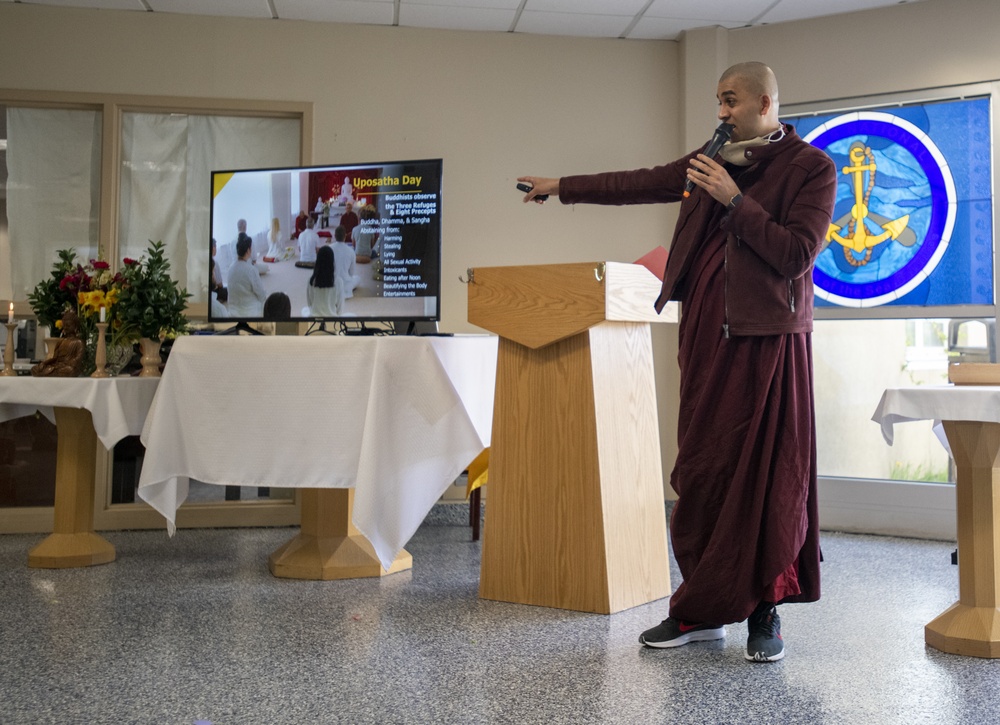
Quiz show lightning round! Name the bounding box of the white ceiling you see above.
[0,0,925,40]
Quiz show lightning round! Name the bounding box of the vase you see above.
[139,337,163,378]
[106,343,135,376]
[43,337,59,360]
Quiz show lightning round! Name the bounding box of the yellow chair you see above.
[466,447,489,541]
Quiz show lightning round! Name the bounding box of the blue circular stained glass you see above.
[803,112,956,307]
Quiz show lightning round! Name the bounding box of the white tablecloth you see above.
[871,384,1000,448]
[137,334,498,569]
[0,376,160,449]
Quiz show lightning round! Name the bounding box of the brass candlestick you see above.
[91,322,111,378]
[1,322,17,376]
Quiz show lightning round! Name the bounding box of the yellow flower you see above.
[78,290,103,314]
[55,319,63,330]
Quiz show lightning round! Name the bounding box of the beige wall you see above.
[0,3,684,488]
[0,4,681,326]
[728,0,1000,105]
[0,0,992,497]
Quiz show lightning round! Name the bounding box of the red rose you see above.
[93,260,110,270]
[123,258,138,266]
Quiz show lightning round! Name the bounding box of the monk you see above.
[518,61,837,663]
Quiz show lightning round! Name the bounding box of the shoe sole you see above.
[640,628,726,649]
[744,648,785,662]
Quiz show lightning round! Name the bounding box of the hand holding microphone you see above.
[683,122,734,198]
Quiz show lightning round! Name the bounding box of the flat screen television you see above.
[209,158,442,328]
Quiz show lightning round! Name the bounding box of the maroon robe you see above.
[340,210,359,244]
[558,128,834,626]
[667,201,821,625]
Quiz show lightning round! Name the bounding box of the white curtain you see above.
[119,114,300,302]
[4,107,101,300]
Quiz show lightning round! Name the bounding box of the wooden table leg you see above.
[27,407,116,568]
[268,488,412,580]
[925,421,1000,657]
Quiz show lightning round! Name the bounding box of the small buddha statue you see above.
[31,309,85,377]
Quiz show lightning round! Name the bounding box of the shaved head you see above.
[719,62,778,106]
[715,61,781,140]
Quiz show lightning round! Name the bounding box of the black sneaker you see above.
[639,617,726,648]
[745,603,784,662]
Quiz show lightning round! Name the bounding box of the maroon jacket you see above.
[559,125,837,336]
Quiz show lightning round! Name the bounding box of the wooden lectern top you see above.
[467,261,677,349]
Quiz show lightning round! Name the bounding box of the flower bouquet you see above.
[29,250,128,374]
[28,241,191,376]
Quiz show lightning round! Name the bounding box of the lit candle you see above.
[7,303,12,324]
[100,306,106,323]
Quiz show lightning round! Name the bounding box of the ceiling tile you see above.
[525,0,648,14]
[17,0,145,10]
[515,10,634,37]
[274,0,394,24]
[399,4,517,32]
[758,0,924,24]
[645,0,772,23]
[403,0,521,7]
[147,0,272,18]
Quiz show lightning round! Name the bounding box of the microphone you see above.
[683,122,734,198]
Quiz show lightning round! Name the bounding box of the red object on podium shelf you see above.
[634,246,668,282]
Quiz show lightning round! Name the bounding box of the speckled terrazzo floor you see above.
[1,509,998,725]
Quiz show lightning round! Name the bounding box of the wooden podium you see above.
[468,261,675,614]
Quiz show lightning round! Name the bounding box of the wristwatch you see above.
[728,193,743,211]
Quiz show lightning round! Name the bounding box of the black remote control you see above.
[516,182,549,201]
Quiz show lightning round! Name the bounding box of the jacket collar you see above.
[728,124,799,166]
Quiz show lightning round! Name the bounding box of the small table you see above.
[0,377,160,568]
[873,385,1000,657]
[137,334,496,580]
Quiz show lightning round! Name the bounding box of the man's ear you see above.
[760,94,773,116]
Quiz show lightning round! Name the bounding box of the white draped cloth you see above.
[871,384,1000,453]
[0,377,160,449]
[137,334,497,569]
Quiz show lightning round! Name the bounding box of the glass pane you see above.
[0,413,56,508]
[814,318,953,483]
[1,105,102,305]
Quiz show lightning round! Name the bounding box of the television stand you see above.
[305,321,337,336]
[214,321,264,336]
[343,322,381,336]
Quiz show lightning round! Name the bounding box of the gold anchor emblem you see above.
[826,141,914,267]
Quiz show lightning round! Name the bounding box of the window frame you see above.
[0,88,311,533]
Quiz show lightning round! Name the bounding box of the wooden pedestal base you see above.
[28,406,116,569]
[268,488,412,580]
[926,603,1000,658]
[28,532,116,568]
[931,421,1000,657]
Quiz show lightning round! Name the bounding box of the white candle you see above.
[100,306,106,323]
[7,303,12,324]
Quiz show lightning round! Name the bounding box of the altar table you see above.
[0,377,160,567]
[137,334,497,579]
[873,385,1000,657]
